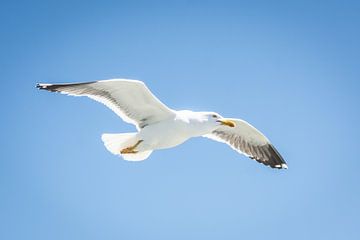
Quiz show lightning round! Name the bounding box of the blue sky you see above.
[1,0,360,239]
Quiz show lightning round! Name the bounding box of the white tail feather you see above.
[101,133,152,161]
[121,150,153,161]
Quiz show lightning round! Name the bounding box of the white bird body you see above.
[135,110,220,151]
[37,79,287,169]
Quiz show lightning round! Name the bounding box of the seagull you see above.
[37,79,287,169]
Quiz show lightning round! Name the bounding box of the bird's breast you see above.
[138,118,205,150]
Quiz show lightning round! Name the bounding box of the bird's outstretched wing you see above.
[204,119,287,169]
[37,79,175,129]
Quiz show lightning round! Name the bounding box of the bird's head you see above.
[202,112,236,128]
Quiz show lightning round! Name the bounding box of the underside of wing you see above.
[205,119,287,169]
[37,79,175,129]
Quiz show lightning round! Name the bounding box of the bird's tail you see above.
[101,133,152,161]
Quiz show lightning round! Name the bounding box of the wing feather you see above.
[205,119,287,169]
[37,79,175,129]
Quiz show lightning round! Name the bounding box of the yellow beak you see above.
[217,119,236,128]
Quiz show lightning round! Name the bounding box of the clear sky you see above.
[1,0,360,239]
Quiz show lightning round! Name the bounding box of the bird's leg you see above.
[120,140,144,154]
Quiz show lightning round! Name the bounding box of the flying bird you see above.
[37,79,287,169]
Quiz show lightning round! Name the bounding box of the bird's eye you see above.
[212,114,218,118]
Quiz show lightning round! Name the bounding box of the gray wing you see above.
[37,79,175,130]
[205,118,287,169]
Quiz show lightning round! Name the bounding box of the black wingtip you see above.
[268,144,288,169]
[36,83,46,90]
[36,83,60,92]
[272,163,288,170]
[249,144,288,169]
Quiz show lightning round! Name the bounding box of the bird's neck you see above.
[175,110,216,136]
